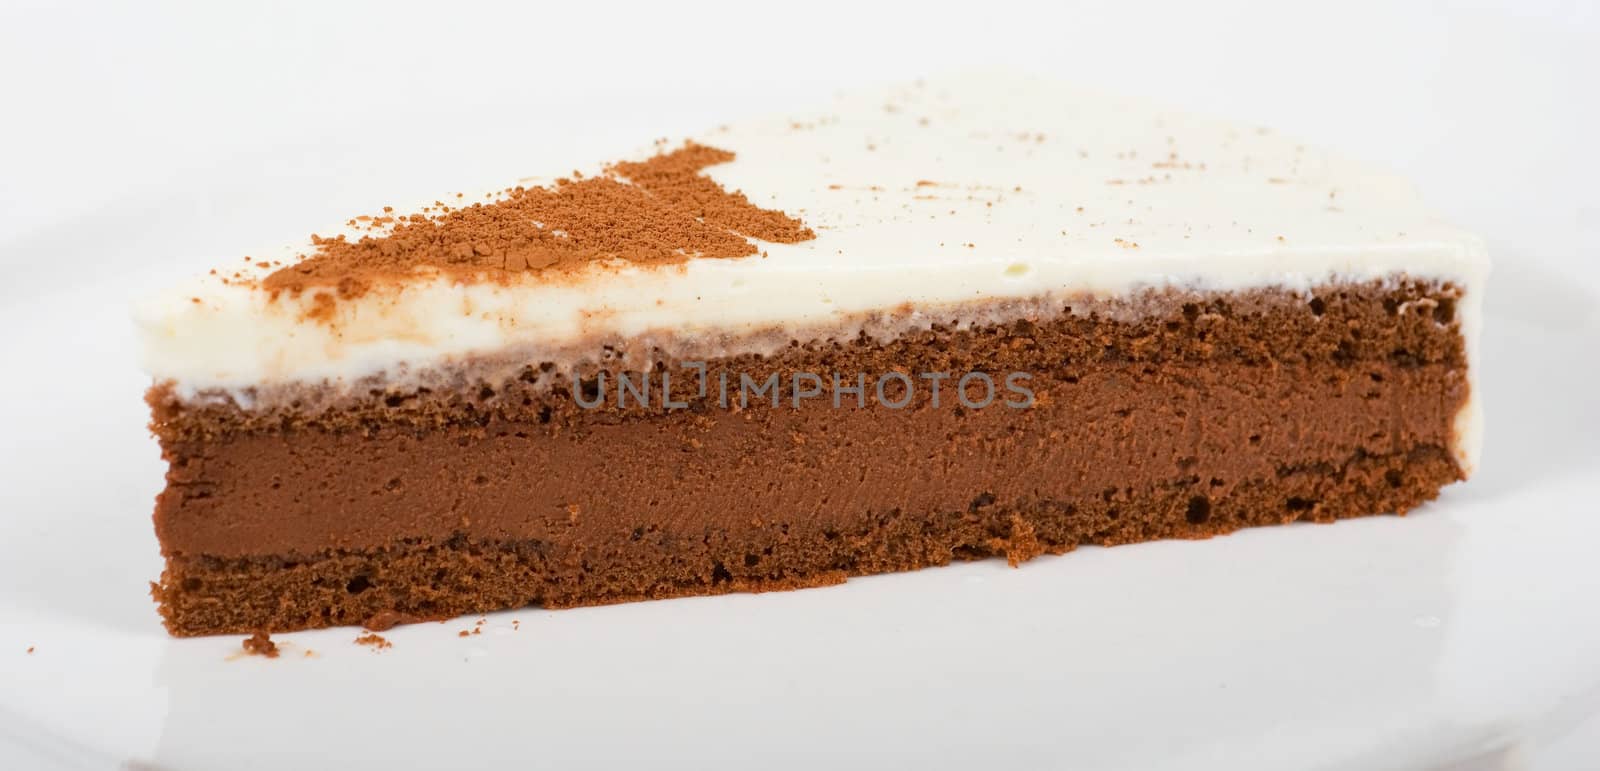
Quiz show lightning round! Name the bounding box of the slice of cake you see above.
[137,74,1487,636]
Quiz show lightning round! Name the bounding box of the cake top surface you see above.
[136,72,1488,391]
[206,72,1484,300]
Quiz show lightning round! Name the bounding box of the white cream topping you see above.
[134,73,1487,469]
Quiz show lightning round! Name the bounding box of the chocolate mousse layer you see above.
[148,279,1469,635]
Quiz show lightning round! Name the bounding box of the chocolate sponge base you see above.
[154,445,1458,635]
[148,279,1471,636]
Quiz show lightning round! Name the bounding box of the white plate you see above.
[1,237,1598,770]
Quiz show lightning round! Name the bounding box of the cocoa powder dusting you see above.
[611,143,813,243]
[264,142,813,299]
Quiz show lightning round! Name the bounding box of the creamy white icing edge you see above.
[133,73,1488,471]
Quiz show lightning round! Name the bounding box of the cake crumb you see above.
[241,632,279,658]
[26,646,34,654]
[354,633,392,650]
[362,609,414,632]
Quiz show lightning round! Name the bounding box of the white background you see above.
[1,1,1597,769]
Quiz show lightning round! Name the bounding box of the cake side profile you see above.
[136,75,1487,636]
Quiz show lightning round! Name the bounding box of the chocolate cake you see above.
[136,74,1487,636]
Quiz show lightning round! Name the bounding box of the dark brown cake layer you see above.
[157,446,1458,634]
[148,279,1470,635]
